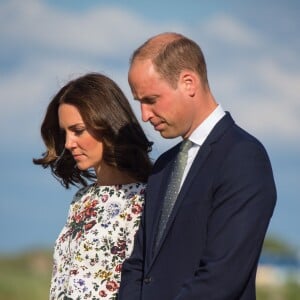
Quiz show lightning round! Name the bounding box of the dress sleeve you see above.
[124,186,145,257]
[118,185,145,300]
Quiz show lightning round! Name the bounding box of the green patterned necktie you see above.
[155,139,193,250]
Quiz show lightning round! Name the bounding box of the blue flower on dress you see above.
[75,278,85,288]
[107,202,122,218]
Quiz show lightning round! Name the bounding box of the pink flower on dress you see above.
[84,220,96,231]
[115,264,122,273]
[106,280,119,292]
[84,199,98,218]
[74,213,84,223]
[101,195,109,203]
[99,290,107,297]
[132,203,142,214]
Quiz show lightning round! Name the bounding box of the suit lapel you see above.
[148,113,235,267]
[146,147,178,260]
[151,142,213,258]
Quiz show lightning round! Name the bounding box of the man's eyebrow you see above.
[136,95,157,103]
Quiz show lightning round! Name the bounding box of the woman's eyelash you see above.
[59,126,86,136]
[74,128,85,135]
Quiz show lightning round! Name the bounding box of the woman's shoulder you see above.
[71,182,146,203]
[94,182,146,198]
[71,183,94,204]
[122,181,147,191]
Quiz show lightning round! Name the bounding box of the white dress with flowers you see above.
[49,182,145,300]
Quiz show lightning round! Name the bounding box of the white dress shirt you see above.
[180,105,226,187]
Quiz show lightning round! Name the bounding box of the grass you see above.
[257,280,300,300]
[0,249,52,300]
[0,249,299,300]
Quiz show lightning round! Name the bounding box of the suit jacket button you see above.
[144,277,152,284]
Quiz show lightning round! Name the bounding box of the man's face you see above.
[128,59,195,139]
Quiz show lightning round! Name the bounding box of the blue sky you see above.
[0,0,299,253]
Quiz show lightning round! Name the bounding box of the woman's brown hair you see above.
[33,72,152,188]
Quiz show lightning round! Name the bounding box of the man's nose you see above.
[141,104,153,122]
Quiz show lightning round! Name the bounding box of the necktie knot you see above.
[180,139,193,154]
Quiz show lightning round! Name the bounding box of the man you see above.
[119,32,276,300]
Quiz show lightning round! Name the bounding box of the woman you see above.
[33,72,152,299]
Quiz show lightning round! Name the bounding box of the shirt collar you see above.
[189,105,225,146]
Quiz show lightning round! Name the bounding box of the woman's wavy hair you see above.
[33,72,153,188]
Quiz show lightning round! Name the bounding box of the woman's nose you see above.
[64,133,75,150]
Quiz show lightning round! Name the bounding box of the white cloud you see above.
[194,12,300,143]
[0,0,299,149]
[0,0,299,253]
[211,55,300,142]
[0,0,177,58]
[202,13,262,48]
[256,59,300,104]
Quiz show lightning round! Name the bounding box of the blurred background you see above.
[0,0,299,299]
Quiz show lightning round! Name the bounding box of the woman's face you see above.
[58,103,104,173]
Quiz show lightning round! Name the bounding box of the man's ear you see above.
[179,71,198,97]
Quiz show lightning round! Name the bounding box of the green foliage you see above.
[0,242,299,300]
[263,235,297,257]
[0,249,52,300]
[257,280,300,300]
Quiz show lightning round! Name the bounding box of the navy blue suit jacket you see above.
[119,113,276,300]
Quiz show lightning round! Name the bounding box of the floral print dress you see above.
[49,182,145,300]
